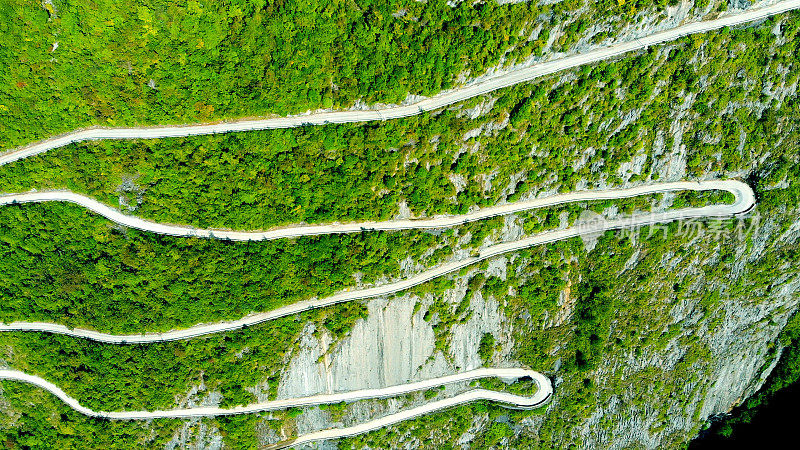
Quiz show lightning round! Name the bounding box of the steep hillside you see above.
[1,1,799,449]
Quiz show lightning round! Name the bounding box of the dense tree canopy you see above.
[0,12,796,231]
[1,0,704,148]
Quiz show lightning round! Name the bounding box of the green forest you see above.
[0,2,799,449]
[0,201,438,331]
[1,0,717,148]
[0,10,794,231]
[0,186,700,332]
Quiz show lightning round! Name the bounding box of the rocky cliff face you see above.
[267,269,513,439]
[572,217,800,448]
[278,296,443,397]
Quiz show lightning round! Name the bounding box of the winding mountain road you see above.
[0,180,751,241]
[0,181,753,441]
[0,183,755,444]
[0,368,550,420]
[0,1,779,441]
[0,180,754,343]
[0,368,551,449]
[0,180,755,442]
[0,180,752,441]
[1,0,798,165]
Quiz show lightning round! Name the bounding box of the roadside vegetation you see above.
[0,6,799,450]
[0,11,794,231]
[3,309,314,412]
[1,0,724,149]
[0,190,719,332]
[0,382,182,450]
[0,201,444,332]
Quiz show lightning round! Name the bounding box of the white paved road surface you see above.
[0,180,751,241]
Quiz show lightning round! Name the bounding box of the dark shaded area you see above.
[691,380,800,448]
[692,309,800,449]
